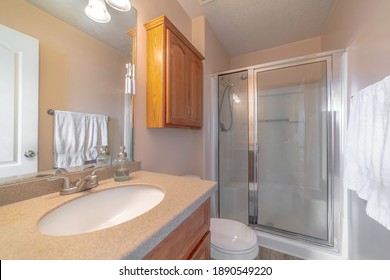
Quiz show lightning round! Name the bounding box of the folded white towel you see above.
[344,75,390,230]
[53,110,108,168]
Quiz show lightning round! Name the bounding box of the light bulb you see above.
[85,0,111,23]
[105,0,131,12]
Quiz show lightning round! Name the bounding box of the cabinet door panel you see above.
[166,30,188,126]
[188,232,210,260]
[187,52,203,128]
[144,199,210,260]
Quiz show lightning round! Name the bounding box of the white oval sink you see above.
[38,184,165,236]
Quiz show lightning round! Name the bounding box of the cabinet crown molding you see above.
[144,15,205,61]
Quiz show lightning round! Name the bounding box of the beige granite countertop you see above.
[0,171,217,259]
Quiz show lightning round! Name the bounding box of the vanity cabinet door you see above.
[186,51,203,128]
[166,30,203,128]
[188,232,210,260]
[144,199,211,260]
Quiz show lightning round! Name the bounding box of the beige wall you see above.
[130,0,195,175]
[0,0,128,171]
[192,16,230,179]
[131,0,229,177]
[322,0,390,259]
[322,0,390,94]
[230,36,322,69]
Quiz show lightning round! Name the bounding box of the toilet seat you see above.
[210,218,259,260]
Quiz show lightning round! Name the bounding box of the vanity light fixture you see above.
[85,0,111,23]
[105,0,131,12]
[85,0,132,23]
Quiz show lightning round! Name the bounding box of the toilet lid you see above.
[210,218,257,251]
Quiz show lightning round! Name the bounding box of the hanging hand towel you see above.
[344,75,390,230]
[53,110,108,168]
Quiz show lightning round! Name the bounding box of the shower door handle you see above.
[248,142,259,225]
[249,143,259,183]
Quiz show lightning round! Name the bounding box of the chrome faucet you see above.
[74,168,106,192]
[48,168,106,195]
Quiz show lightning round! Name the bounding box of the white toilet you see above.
[210,218,259,260]
[181,174,259,260]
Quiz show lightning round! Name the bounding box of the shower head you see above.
[228,74,247,87]
[218,73,247,133]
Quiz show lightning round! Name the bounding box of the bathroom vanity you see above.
[0,169,216,259]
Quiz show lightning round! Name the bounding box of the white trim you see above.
[212,49,345,78]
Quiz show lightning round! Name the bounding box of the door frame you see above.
[0,24,39,179]
[211,50,347,256]
[251,56,334,247]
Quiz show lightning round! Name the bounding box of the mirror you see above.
[0,0,136,185]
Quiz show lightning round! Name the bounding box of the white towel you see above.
[344,75,390,230]
[53,110,108,168]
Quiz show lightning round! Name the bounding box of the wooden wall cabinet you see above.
[144,199,210,260]
[144,16,205,129]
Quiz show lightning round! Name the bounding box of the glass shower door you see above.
[255,59,331,243]
[218,70,249,224]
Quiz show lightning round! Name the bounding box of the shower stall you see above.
[216,51,346,258]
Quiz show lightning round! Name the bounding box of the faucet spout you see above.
[75,167,106,192]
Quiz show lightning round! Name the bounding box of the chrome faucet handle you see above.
[90,167,107,188]
[75,176,91,192]
[54,168,68,175]
[48,175,77,195]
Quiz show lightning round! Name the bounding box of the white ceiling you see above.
[177,0,336,57]
[25,0,136,55]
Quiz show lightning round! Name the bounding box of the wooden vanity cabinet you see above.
[144,199,210,260]
[144,15,205,129]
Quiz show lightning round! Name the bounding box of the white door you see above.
[0,24,39,179]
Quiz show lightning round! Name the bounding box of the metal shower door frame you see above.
[248,53,344,249]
